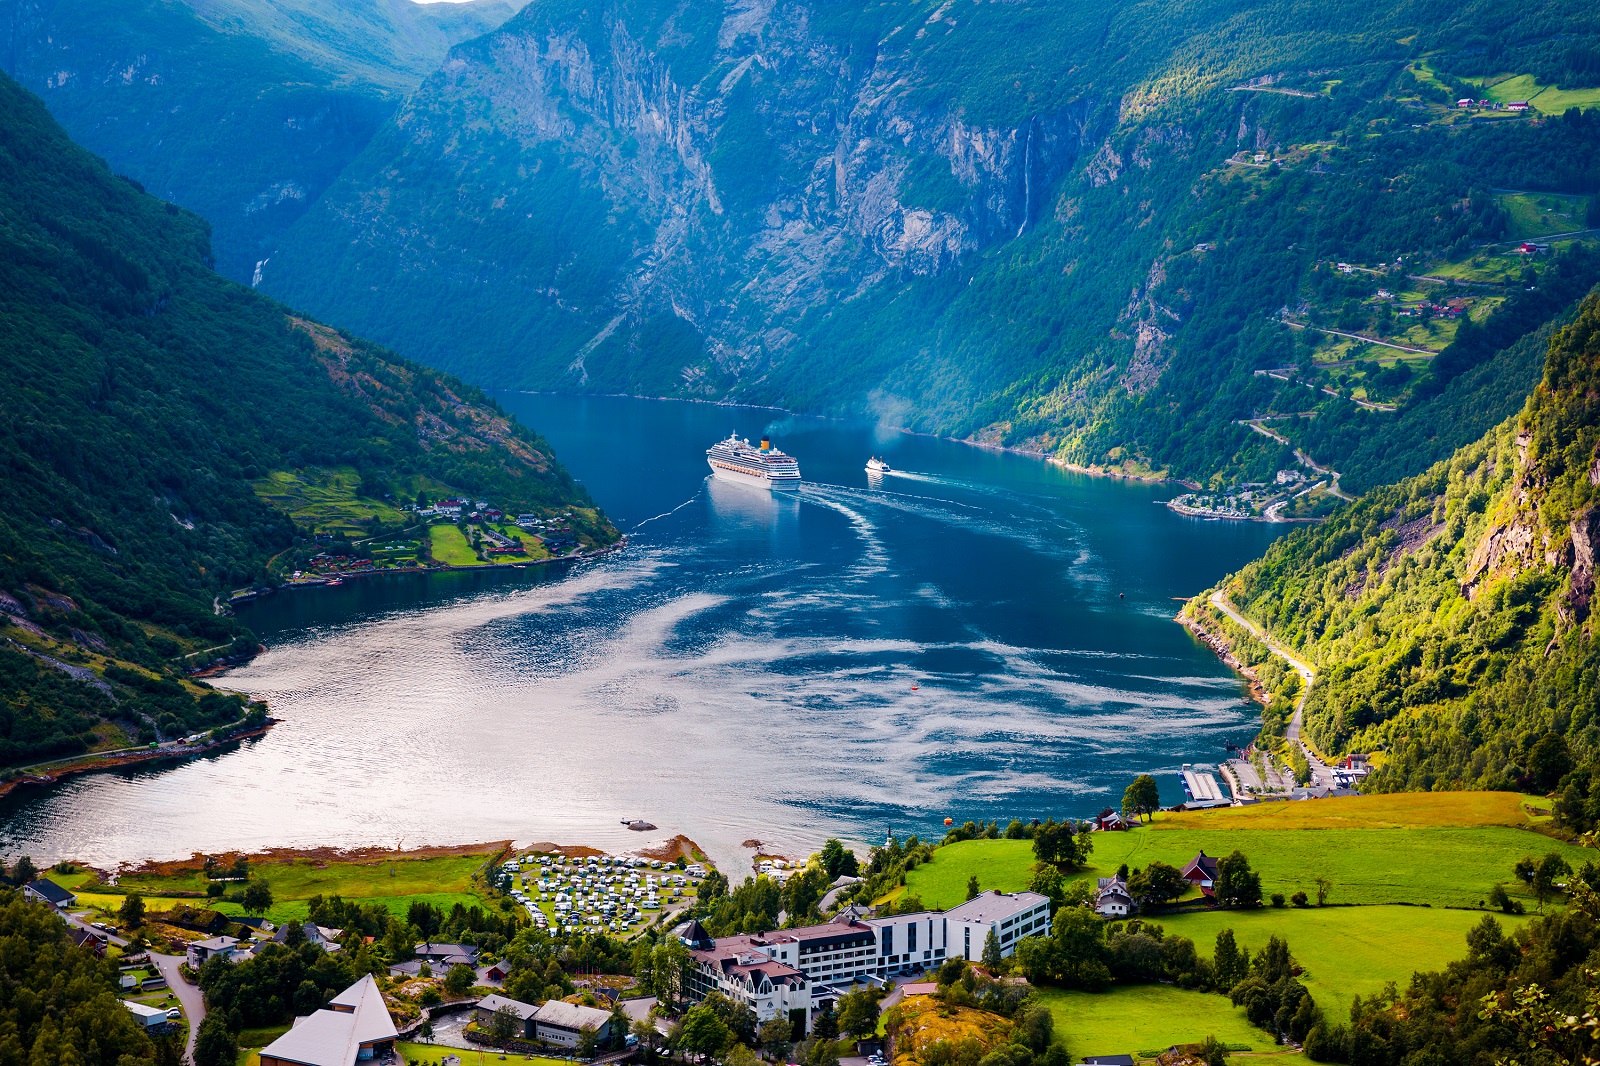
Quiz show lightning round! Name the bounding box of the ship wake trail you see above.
[633,483,705,531]
[799,485,889,577]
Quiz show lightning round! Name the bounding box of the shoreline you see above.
[0,719,279,804]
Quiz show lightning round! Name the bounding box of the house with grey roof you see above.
[533,999,614,1047]
[23,878,75,909]
[259,974,396,1066]
[474,993,538,1039]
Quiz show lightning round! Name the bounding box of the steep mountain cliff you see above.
[1190,288,1600,794]
[0,72,613,768]
[0,0,526,281]
[256,0,1600,485]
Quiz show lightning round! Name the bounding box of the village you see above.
[7,774,1579,1066]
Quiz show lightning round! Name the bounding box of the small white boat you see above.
[865,457,892,474]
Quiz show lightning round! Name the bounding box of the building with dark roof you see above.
[23,879,75,909]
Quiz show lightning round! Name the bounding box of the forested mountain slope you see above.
[253,0,1600,487]
[0,72,613,769]
[1189,289,1600,795]
[0,0,526,281]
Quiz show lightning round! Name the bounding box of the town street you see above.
[151,953,205,1064]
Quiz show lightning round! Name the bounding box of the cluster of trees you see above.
[0,889,176,1063]
[881,960,1064,1066]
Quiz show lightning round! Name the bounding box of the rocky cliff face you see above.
[261,0,1091,396]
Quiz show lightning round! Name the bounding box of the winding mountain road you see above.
[1209,591,1337,788]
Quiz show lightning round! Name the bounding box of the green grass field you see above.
[106,851,499,924]
[1154,905,1530,1012]
[901,794,1581,910]
[395,1045,572,1066]
[1479,73,1600,114]
[428,523,485,566]
[1037,984,1313,1063]
[1497,191,1590,239]
[254,467,413,536]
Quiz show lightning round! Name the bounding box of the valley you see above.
[1,2,1600,1065]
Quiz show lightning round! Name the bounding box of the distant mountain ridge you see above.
[1189,287,1600,794]
[0,71,612,768]
[252,0,1600,490]
[0,0,527,281]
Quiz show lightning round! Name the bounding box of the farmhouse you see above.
[22,878,75,909]
[533,999,614,1047]
[122,1001,172,1033]
[1093,809,1129,831]
[1094,876,1134,918]
[259,973,397,1066]
[1182,852,1220,895]
[474,993,538,1039]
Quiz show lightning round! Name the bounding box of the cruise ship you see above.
[706,434,802,490]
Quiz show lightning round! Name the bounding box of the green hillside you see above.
[0,72,614,769]
[1188,288,1600,796]
[250,0,1600,492]
[0,0,526,281]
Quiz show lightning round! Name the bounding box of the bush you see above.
[1290,891,1309,907]
[1270,893,1286,908]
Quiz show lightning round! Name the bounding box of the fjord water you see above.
[0,396,1282,872]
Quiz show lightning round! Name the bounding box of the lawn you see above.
[1037,984,1312,1063]
[900,794,1583,910]
[1153,905,1531,1013]
[108,850,500,924]
[429,524,486,566]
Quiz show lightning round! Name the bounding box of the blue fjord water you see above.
[0,395,1282,872]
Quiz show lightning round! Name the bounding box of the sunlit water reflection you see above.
[0,396,1284,873]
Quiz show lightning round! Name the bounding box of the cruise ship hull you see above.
[708,462,801,490]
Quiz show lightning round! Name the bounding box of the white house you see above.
[187,935,240,968]
[1094,877,1134,918]
[23,879,76,910]
[122,1001,171,1032]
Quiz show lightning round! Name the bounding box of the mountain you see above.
[0,71,614,770]
[252,0,1600,487]
[0,0,527,282]
[1187,287,1600,799]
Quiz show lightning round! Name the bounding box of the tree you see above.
[1529,732,1574,792]
[836,988,882,1038]
[805,1036,840,1066]
[1032,819,1093,870]
[119,892,146,928]
[420,1020,434,1043]
[758,1016,794,1061]
[8,855,36,886]
[1122,775,1162,823]
[577,1025,602,1058]
[1313,877,1332,907]
[982,928,1004,970]
[966,875,981,901]
[1213,929,1248,989]
[1533,852,1573,908]
[1127,862,1187,907]
[194,1014,238,1066]
[445,962,476,996]
[1196,1035,1228,1066]
[1214,852,1261,908]
[819,839,859,879]
[240,878,273,916]
[1029,865,1064,909]
[652,936,694,1006]
[489,1004,521,1048]
[680,1005,732,1061]
[811,1005,839,1040]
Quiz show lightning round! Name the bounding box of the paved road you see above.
[152,953,204,1064]
[62,908,130,949]
[1209,592,1337,788]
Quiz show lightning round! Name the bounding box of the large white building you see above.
[679,890,1052,1029]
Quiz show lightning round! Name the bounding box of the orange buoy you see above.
[944,817,954,826]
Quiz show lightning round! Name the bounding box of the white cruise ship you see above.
[706,434,802,490]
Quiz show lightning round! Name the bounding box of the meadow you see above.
[1496,191,1590,239]
[901,793,1579,910]
[1478,73,1600,114]
[88,848,500,924]
[1037,984,1313,1064]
